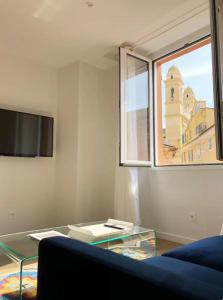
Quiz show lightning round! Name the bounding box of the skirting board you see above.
[156,231,197,245]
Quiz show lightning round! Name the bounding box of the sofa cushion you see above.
[144,256,223,288]
[162,236,223,272]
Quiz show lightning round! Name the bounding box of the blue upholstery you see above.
[144,256,223,287]
[163,235,223,272]
[37,237,223,300]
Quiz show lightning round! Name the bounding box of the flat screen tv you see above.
[0,108,53,157]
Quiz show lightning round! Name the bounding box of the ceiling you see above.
[0,0,209,69]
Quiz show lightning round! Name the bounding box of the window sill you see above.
[151,163,223,171]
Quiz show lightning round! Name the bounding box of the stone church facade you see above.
[164,65,218,165]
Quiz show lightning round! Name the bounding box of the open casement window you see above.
[153,37,223,166]
[210,0,223,160]
[119,47,152,167]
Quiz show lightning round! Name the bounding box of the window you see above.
[119,47,151,166]
[208,137,212,150]
[154,37,222,166]
[195,125,200,136]
[188,150,193,162]
[181,151,187,163]
[182,133,186,145]
[119,26,223,167]
[195,123,207,136]
[197,145,201,159]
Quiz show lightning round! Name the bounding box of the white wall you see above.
[56,62,116,225]
[0,54,58,235]
[75,62,116,222]
[55,62,79,225]
[138,167,223,244]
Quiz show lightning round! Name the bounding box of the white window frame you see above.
[119,47,153,167]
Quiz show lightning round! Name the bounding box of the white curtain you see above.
[114,60,142,225]
[114,113,141,225]
[114,167,141,225]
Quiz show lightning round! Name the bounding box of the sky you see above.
[126,43,214,114]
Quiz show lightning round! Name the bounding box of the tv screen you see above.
[0,109,53,157]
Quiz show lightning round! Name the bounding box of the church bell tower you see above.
[165,65,184,149]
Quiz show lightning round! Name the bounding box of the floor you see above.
[157,238,182,255]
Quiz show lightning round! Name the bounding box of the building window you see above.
[208,137,212,150]
[154,37,221,166]
[197,145,201,159]
[196,123,207,136]
[181,133,186,145]
[188,150,193,162]
[182,152,186,163]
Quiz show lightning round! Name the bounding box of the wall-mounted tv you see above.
[0,108,53,157]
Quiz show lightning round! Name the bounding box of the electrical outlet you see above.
[189,212,197,222]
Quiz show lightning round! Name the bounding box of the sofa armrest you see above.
[162,236,223,272]
[37,237,223,300]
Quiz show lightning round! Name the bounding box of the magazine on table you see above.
[68,219,134,243]
[28,231,67,241]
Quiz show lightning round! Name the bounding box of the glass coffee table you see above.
[0,222,156,299]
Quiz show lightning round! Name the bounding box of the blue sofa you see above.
[37,236,223,300]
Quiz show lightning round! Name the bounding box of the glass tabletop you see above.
[0,221,154,263]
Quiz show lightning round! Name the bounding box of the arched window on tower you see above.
[171,87,174,100]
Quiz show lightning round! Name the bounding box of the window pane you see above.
[155,38,222,166]
[120,48,150,165]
